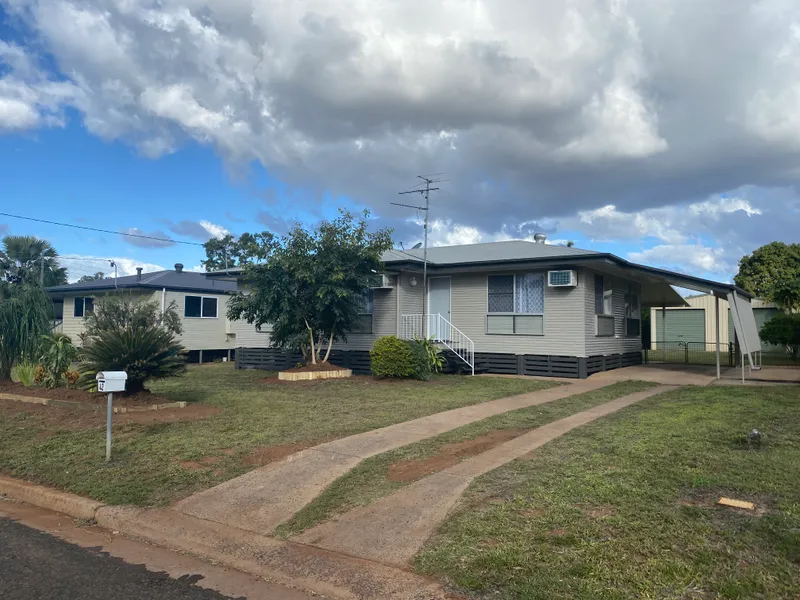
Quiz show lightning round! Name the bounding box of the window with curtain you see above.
[487,273,544,335]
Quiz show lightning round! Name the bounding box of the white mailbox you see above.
[96,371,127,393]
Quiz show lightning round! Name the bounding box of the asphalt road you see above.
[0,517,243,600]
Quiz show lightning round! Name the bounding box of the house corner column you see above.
[578,357,588,379]
[715,295,721,380]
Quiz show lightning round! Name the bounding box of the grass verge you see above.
[0,364,554,506]
[414,385,800,600]
[277,380,658,537]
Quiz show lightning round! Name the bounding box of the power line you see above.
[0,212,204,247]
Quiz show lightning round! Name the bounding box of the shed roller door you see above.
[655,309,706,344]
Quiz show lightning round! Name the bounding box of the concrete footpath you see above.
[294,385,676,567]
[175,378,612,534]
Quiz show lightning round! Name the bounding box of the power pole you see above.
[40,256,45,286]
[393,175,443,337]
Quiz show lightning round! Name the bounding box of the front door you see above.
[428,277,451,340]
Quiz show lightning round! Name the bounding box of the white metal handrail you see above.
[400,313,475,375]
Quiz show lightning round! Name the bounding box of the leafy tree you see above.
[759,313,800,361]
[770,278,800,313]
[228,211,393,364]
[0,236,68,294]
[0,284,53,379]
[202,233,274,272]
[78,295,186,394]
[734,242,800,299]
[77,272,106,283]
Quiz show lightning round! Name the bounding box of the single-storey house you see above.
[211,238,756,378]
[47,263,237,362]
[651,293,780,353]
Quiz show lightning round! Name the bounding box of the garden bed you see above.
[0,380,171,407]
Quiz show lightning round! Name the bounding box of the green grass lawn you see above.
[415,385,800,600]
[278,380,658,538]
[0,364,554,506]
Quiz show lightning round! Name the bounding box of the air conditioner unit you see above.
[368,274,393,289]
[547,270,578,287]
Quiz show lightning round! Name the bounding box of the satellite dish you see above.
[412,242,423,249]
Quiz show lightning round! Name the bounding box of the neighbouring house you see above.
[210,237,757,378]
[47,263,238,362]
[651,294,781,353]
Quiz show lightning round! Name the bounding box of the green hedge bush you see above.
[370,336,431,379]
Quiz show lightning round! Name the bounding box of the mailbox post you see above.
[96,371,127,462]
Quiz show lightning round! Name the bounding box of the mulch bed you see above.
[282,362,348,373]
[0,380,171,407]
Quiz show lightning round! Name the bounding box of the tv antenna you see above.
[392,175,443,336]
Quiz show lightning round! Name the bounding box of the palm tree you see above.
[0,236,68,291]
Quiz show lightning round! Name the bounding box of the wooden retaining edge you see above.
[0,393,186,412]
[278,369,353,382]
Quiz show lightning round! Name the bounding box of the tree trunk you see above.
[305,319,316,364]
[322,329,335,363]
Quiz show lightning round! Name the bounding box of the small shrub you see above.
[10,362,37,387]
[64,369,80,388]
[370,336,431,380]
[416,336,446,373]
[34,364,47,385]
[39,332,78,388]
[78,295,188,395]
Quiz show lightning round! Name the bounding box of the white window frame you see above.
[595,276,615,337]
[353,288,374,334]
[73,296,94,318]
[486,273,545,336]
[184,295,219,319]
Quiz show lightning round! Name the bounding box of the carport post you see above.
[662,303,667,362]
[715,295,721,380]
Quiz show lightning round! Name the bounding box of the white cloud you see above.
[199,220,229,240]
[61,255,166,282]
[628,244,732,277]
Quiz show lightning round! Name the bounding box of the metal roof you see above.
[206,240,750,299]
[383,240,599,265]
[47,270,237,295]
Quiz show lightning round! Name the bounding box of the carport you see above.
[586,259,758,381]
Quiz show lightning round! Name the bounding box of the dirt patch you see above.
[0,380,171,407]
[586,506,615,519]
[179,456,221,471]
[243,438,336,467]
[387,428,529,482]
[546,528,568,537]
[0,398,219,433]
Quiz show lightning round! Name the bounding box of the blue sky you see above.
[2,0,799,283]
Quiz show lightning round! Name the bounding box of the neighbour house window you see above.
[73,297,94,318]
[486,273,544,335]
[625,287,641,337]
[595,276,615,336]
[352,289,374,334]
[185,296,218,318]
